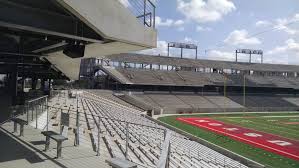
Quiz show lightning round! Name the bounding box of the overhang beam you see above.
[0,21,103,43]
[0,0,103,43]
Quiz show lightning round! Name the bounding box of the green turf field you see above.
[158,112,299,168]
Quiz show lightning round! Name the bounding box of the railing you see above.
[25,95,49,130]
[49,90,60,99]
[47,105,166,167]
[124,0,156,28]
[93,115,166,155]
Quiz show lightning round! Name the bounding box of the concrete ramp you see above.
[101,66,133,84]
[46,52,82,80]
[47,42,147,80]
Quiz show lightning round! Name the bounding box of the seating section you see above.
[244,75,274,87]
[44,91,299,167]
[176,95,218,109]
[283,97,299,106]
[146,94,191,109]
[205,96,244,109]
[104,67,299,89]
[46,90,249,168]
[134,92,299,113]
[89,89,141,111]
[177,71,212,86]
[47,91,92,148]
[134,93,244,114]
[228,95,299,111]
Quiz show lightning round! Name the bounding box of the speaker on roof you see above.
[63,43,85,58]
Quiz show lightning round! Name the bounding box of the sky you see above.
[120,0,299,65]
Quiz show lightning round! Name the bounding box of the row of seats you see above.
[78,90,248,168]
[134,93,244,113]
[112,68,299,89]
[228,95,299,110]
[89,89,141,110]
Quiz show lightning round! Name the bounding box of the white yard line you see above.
[223,115,299,119]
[154,111,299,119]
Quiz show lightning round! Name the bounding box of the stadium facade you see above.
[79,53,299,114]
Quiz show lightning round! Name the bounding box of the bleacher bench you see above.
[105,158,137,168]
[11,118,27,136]
[41,131,68,158]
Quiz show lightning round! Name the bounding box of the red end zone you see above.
[177,117,299,161]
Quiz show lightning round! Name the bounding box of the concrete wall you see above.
[56,0,157,48]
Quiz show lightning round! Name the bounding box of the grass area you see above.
[158,112,299,168]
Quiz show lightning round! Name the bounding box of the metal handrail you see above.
[25,95,49,130]
[123,0,156,28]
[27,95,48,103]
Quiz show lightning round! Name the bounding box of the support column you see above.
[48,79,51,96]
[11,70,18,106]
[21,76,25,92]
[41,79,46,92]
[31,77,37,90]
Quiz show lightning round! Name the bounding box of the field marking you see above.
[222,115,299,119]
[154,111,299,119]
[284,122,299,125]
[220,118,299,138]
[177,117,299,161]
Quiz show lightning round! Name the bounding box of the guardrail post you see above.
[157,131,171,168]
[35,102,38,129]
[97,116,101,156]
[46,97,49,131]
[167,143,171,168]
[31,102,33,121]
[139,133,141,146]
[153,3,156,28]
[75,108,80,146]
[41,99,44,116]
[143,0,146,26]
[125,122,129,160]
[77,97,80,146]
[26,102,29,124]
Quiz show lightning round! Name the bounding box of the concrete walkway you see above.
[0,120,111,168]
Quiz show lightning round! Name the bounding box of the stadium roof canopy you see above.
[0,0,157,80]
[105,53,299,73]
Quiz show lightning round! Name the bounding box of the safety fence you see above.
[125,0,156,28]
[25,95,49,130]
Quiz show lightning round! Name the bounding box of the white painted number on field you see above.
[223,128,239,131]
[244,133,263,137]
[208,123,222,126]
[196,120,209,123]
[267,140,292,146]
